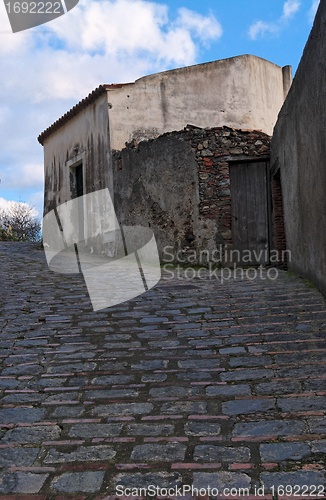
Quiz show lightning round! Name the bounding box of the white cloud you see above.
[282,0,300,21]
[248,0,301,40]
[0,0,223,208]
[27,191,44,217]
[248,21,278,40]
[20,164,45,189]
[0,197,38,217]
[0,106,10,124]
[45,0,221,66]
[175,7,222,44]
[2,163,44,190]
[0,0,32,54]
[0,1,223,103]
[0,197,13,211]
[49,0,168,53]
[308,0,319,22]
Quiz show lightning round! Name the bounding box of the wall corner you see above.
[282,65,293,99]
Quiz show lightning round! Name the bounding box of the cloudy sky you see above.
[0,0,320,217]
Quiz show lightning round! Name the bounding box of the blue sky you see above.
[167,0,317,70]
[0,0,319,217]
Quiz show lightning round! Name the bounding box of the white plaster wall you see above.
[107,55,288,150]
[42,93,115,252]
[43,93,111,212]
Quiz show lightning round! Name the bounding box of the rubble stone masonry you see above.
[113,126,273,264]
[186,126,270,249]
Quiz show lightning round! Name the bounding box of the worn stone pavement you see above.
[0,242,325,499]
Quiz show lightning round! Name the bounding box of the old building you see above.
[38,54,291,265]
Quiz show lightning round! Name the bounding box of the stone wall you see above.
[190,126,270,252]
[113,126,271,264]
[271,1,326,293]
[113,133,200,263]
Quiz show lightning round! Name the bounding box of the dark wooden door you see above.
[75,164,84,198]
[75,164,84,241]
[230,161,270,265]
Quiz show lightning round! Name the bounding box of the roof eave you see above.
[37,83,131,145]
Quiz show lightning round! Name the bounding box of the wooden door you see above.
[75,164,84,241]
[229,161,270,265]
[75,164,84,198]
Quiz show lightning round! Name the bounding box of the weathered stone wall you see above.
[190,126,270,253]
[113,134,200,262]
[271,1,326,293]
[113,126,271,264]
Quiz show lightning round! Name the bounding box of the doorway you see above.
[74,163,84,241]
[75,164,84,198]
[229,161,271,265]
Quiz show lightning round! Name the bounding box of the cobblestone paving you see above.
[0,242,325,499]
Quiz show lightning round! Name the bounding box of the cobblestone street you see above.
[0,242,325,499]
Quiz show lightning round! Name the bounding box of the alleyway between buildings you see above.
[0,242,325,498]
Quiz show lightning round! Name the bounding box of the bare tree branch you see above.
[0,202,41,242]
